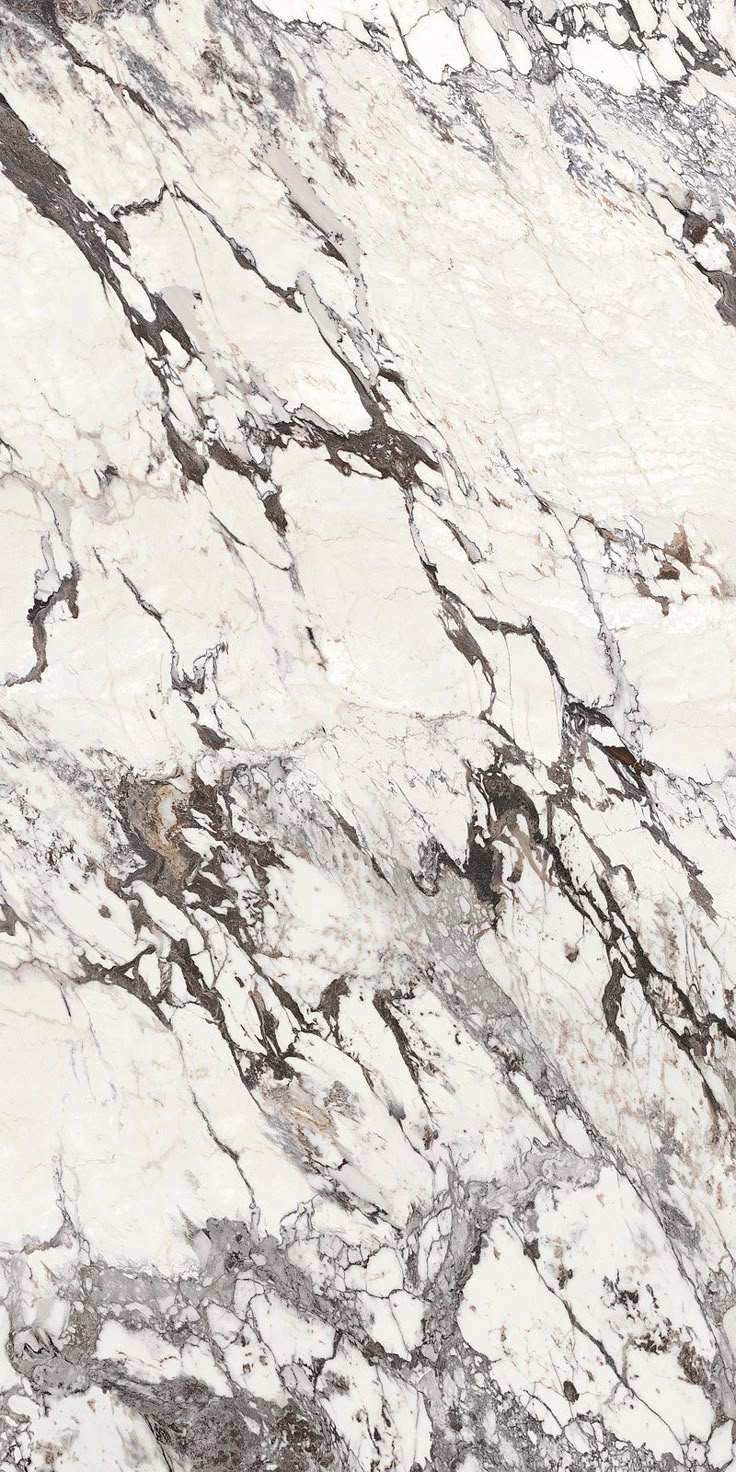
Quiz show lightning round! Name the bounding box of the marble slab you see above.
[0,0,735,1467]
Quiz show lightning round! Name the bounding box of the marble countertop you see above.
[0,0,735,1467]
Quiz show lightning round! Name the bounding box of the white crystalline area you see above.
[246,0,706,88]
[459,1169,716,1457]
[0,0,735,1469]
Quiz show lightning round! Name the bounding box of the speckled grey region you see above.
[1,0,736,1469]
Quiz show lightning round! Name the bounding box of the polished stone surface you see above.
[1,0,736,1467]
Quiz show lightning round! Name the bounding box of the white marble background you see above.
[0,0,735,1468]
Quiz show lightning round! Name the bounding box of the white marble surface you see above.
[0,0,735,1467]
